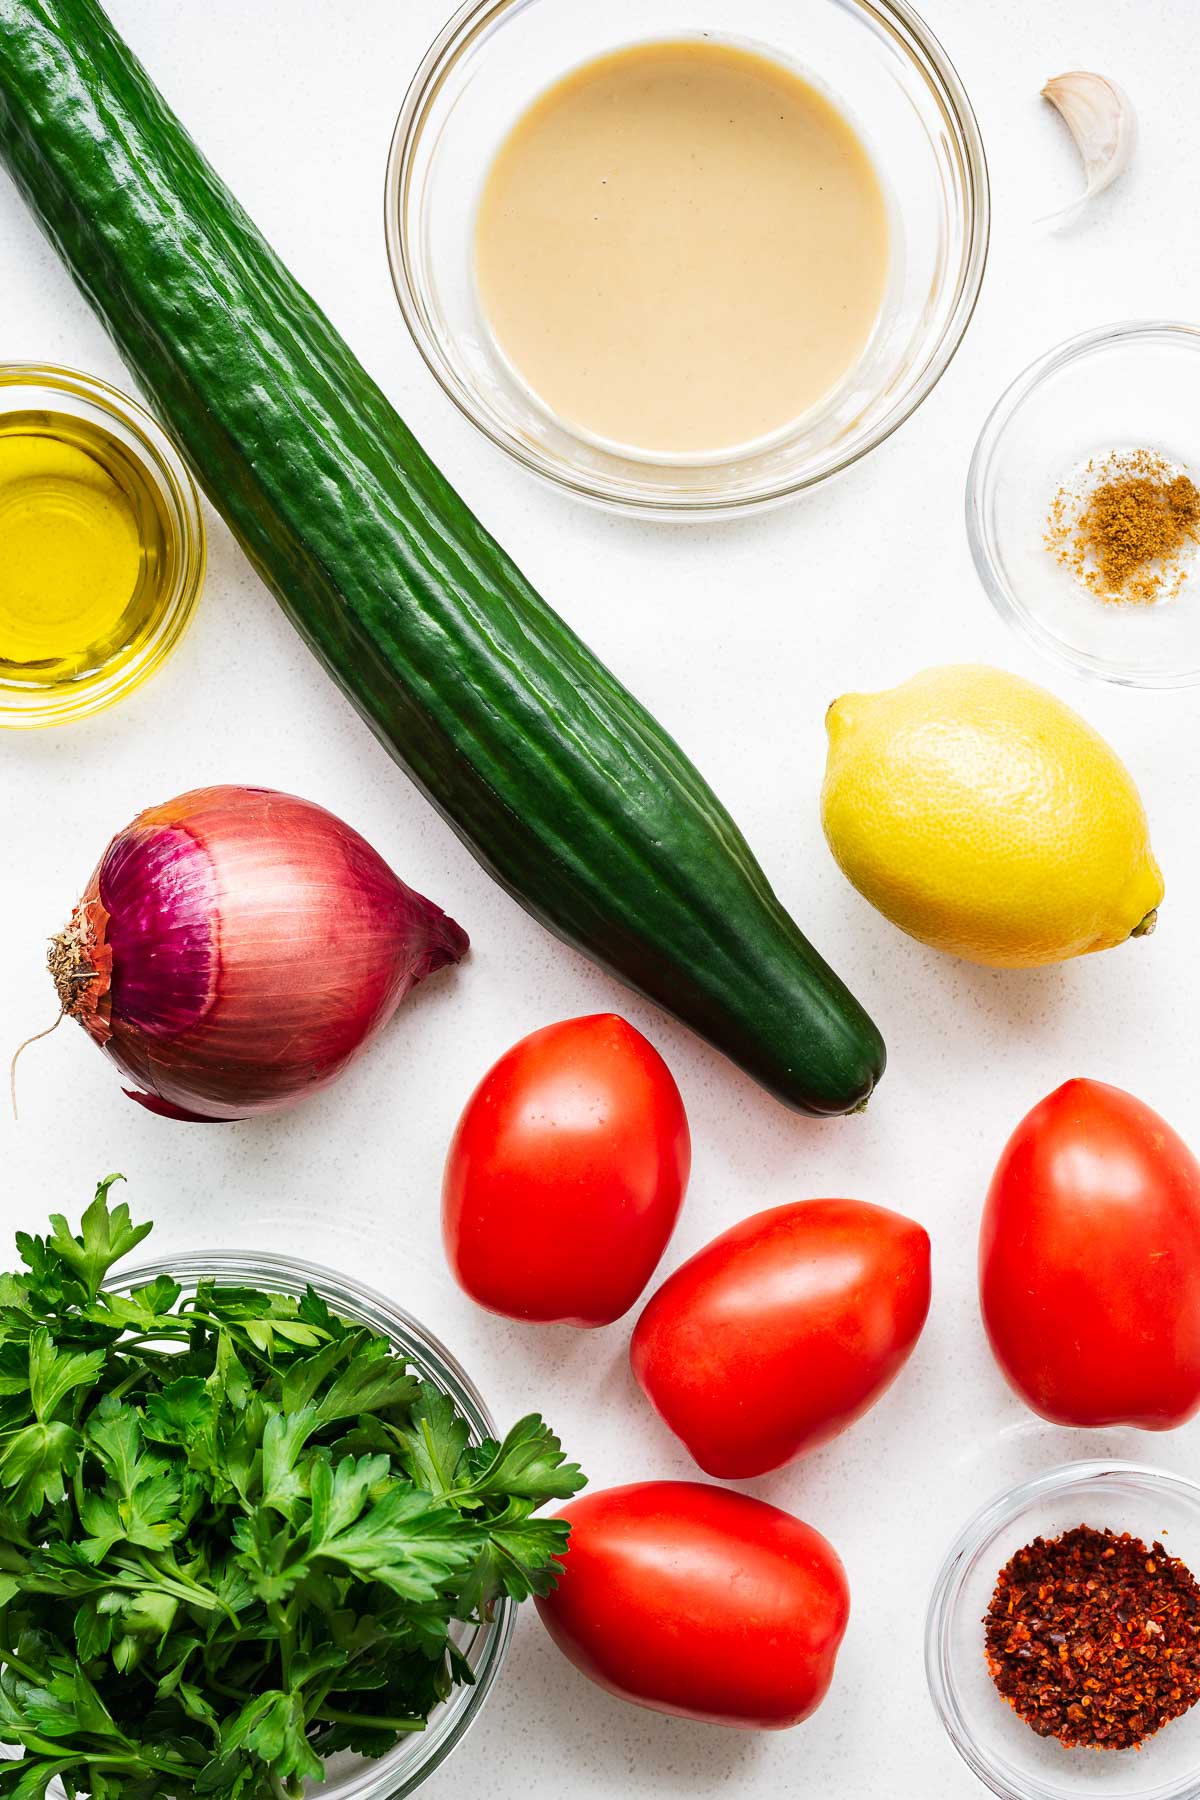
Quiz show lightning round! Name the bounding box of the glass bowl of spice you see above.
[968,322,1200,687]
[926,1461,1200,1800]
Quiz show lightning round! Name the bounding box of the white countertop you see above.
[3,1,1199,1794]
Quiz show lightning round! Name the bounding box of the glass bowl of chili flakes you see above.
[926,1461,1200,1800]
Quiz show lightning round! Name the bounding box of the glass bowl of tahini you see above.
[385,0,989,518]
[926,1461,1200,1800]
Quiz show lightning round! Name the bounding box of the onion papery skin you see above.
[55,786,468,1121]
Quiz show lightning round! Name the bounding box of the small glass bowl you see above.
[926,1461,1200,1800]
[385,0,989,518]
[967,322,1200,688]
[0,363,205,728]
[1,1248,514,1800]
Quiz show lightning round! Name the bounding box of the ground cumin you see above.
[984,1524,1200,1752]
[1045,449,1200,604]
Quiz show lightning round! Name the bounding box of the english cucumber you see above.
[0,0,885,1113]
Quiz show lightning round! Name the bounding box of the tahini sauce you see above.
[474,39,890,456]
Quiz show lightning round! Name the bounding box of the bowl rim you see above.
[0,1245,517,1800]
[965,318,1200,690]
[383,0,991,517]
[925,1458,1200,1800]
[0,360,207,728]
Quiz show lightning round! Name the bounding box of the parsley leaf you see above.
[259,1407,320,1521]
[312,1350,419,1425]
[305,1484,479,1600]
[27,1330,106,1423]
[46,1178,151,1303]
[142,1377,218,1463]
[0,1422,79,1517]
[0,1754,79,1800]
[392,1384,470,1496]
[221,1689,324,1786]
[307,1451,392,1542]
[461,1499,573,1610]
[461,1413,586,1504]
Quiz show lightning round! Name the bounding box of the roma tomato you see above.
[980,1078,1200,1429]
[630,1199,931,1476]
[535,1481,848,1728]
[442,1014,690,1327]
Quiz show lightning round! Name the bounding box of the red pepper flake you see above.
[984,1524,1200,1751]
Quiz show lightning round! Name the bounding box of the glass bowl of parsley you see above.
[0,1180,583,1800]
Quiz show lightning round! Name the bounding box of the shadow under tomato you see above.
[466,1610,769,1797]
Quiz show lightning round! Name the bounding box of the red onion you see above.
[51,786,468,1122]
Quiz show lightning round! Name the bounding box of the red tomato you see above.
[630,1199,931,1476]
[980,1078,1200,1429]
[535,1481,849,1728]
[442,1014,690,1327]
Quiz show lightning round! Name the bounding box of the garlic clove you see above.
[1039,71,1136,227]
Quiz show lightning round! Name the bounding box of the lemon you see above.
[820,664,1163,968]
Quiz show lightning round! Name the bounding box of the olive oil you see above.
[0,408,173,693]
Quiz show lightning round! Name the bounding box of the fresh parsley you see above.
[0,1179,584,1798]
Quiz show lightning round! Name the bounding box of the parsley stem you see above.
[0,1645,44,1683]
[174,1307,292,1369]
[314,1707,427,1733]
[85,1752,196,1777]
[269,1600,294,1687]
[207,1671,248,1704]
[125,1549,239,1625]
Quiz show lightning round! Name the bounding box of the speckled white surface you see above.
[2,1,1199,1794]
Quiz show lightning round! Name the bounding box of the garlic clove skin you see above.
[1039,71,1136,227]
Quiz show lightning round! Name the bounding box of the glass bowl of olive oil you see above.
[0,364,205,728]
